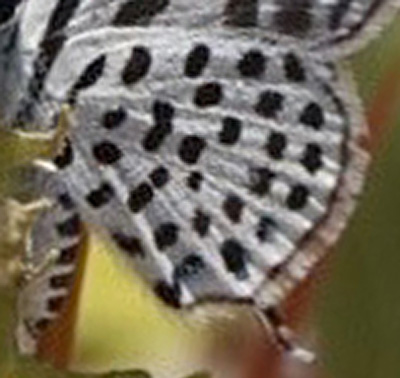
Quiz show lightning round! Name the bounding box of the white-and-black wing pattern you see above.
[7,0,397,355]
[16,174,86,354]
[47,29,351,305]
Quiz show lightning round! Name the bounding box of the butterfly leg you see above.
[254,306,315,364]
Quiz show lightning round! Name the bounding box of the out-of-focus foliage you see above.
[102,371,152,378]
[318,18,400,378]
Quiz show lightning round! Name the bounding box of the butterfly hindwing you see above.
[12,0,396,355]
[45,28,360,308]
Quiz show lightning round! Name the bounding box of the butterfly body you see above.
[1,0,397,357]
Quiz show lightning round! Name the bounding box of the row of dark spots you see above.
[152,218,289,308]
[254,89,325,129]
[54,135,126,171]
[127,165,170,214]
[83,166,169,216]
[44,212,84,328]
[223,189,278,243]
[184,43,306,83]
[265,131,324,174]
[153,237,250,308]
[237,49,306,82]
[141,97,208,166]
[142,100,174,152]
[53,106,127,171]
[248,165,310,211]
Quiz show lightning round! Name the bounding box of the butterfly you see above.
[2,0,398,361]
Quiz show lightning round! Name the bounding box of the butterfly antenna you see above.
[254,305,316,364]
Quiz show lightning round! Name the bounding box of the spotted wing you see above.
[20,0,399,56]
[16,0,398,127]
[17,175,86,355]
[255,0,399,53]
[42,28,367,308]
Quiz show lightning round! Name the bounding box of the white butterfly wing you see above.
[41,28,365,308]
[20,0,400,50]
[14,0,396,355]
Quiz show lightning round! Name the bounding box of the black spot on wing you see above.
[143,100,174,152]
[85,182,115,208]
[185,44,211,78]
[265,132,287,160]
[256,216,276,242]
[56,245,79,265]
[149,166,170,188]
[30,35,65,97]
[220,239,249,280]
[20,0,80,113]
[219,117,242,145]
[273,1,313,38]
[112,232,145,258]
[44,0,81,36]
[154,280,181,308]
[49,273,74,289]
[47,296,66,313]
[194,82,223,107]
[68,54,107,103]
[56,214,81,237]
[287,184,309,210]
[299,102,325,129]
[103,107,127,129]
[249,167,276,196]
[153,99,175,124]
[57,192,75,210]
[154,222,179,251]
[255,90,284,119]
[237,50,266,78]
[178,136,206,165]
[128,183,154,213]
[92,141,123,165]
[35,319,52,332]
[301,143,323,173]
[113,0,170,26]
[192,209,211,237]
[174,255,206,280]
[223,194,244,224]
[284,53,306,82]
[187,171,203,192]
[224,0,258,27]
[121,46,152,85]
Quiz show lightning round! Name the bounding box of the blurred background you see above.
[0,17,399,378]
